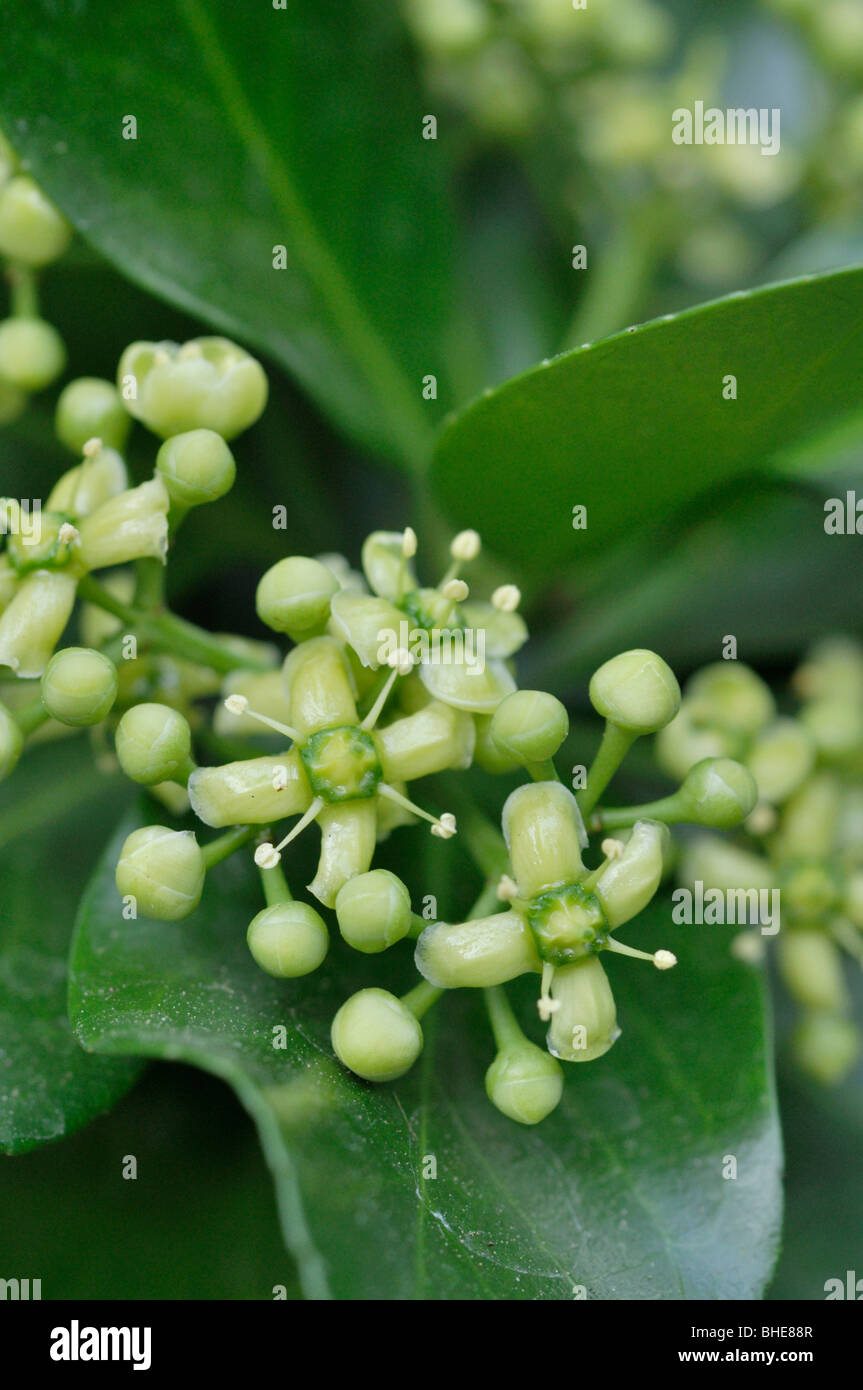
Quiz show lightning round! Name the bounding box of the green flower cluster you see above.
[0,129,72,422]
[1,333,760,1124]
[662,643,863,1085]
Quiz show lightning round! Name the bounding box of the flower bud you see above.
[677,758,758,828]
[188,751,309,827]
[0,175,72,266]
[489,689,569,765]
[255,556,339,639]
[473,713,519,774]
[589,649,680,734]
[375,700,475,781]
[485,1041,564,1125]
[502,781,585,898]
[114,702,192,784]
[115,825,205,920]
[792,1011,860,1086]
[686,662,775,739]
[799,698,863,764]
[41,646,118,726]
[546,957,619,1062]
[117,337,268,440]
[746,718,815,805]
[772,774,840,861]
[0,701,23,780]
[155,429,236,508]
[247,901,328,977]
[0,569,77,677]
[415,911,540,988]
[777,931,848,1013]
[335,869,412,953]
[76,476,170,570]
[331,988,423,1082]
[0,317,66,391]
[595,819,667,929]
[55,378,131,455]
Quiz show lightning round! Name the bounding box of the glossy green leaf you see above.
[0,0,456,469]
[70,809,782,1300]
[0,740,141,1154]
[431,267,863,574]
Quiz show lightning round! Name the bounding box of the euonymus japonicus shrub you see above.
[0,329,764,1126]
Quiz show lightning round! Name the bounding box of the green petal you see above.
[308,800,377,907]
[375,701,475,782]
[188,751,309,827]
[414,911,540,988]
[418,655,516,713]
[329,592,405,669]
[460,600,528,659]
[595,819,667,930]
[282,635,358,736]
[361,530,416,600]
[503,782,585,898]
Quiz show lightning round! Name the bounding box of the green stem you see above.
[527,758,561,783]
[577,721,636,818]
[259,860,293,907]
[201,823,256,870]
[590,793,681,833]
[408,912,428,939]
[484,985,524,1052]
[134,557,166,613]
[14,700,50,736]
[77,574,271,675]
[401,979,443,1020]
[9,264,39,318]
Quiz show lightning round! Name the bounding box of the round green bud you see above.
[331,988,423,1082]
[677,757,758,828]
[0,317,66,391]
[41,646,118,726]
[55,377,131,455]
[489,689,569,765]
[256,556,339,639]
[485,1042,564,1125]
[0,175,72,267]
[155,429,236,508]
[247,901,328,978]
[0,701,24,780]
[746,718,815,805]
[686,663,775,739]
[778,931,848,1013]
[335,869,412,953]
[800,698,863,764]
[589,649,680,734]
[115,825,205,920]
[792,1011,860,1087]
[114,702,192,785]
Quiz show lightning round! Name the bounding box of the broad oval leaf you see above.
[0,0,455,469]
[0,740,141,1154]
[431,267,863,573]
[70,809,782,1300]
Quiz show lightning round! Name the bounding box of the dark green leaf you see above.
[70,809,782,1300]
[0,740,141,1154]
[1,0,457,468]
[430,267,863,574]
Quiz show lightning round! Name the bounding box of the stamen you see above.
[492,584,521,613]
[360,648,415,731]
[402,526,417,559]
[450,529,481,562]
[377,782,456,838]
[82,437,103,458]
[496,873,519,902]
[57,522,79,546]
[254,843,281,870]
[441,578,469,603]
[222,695,300,742]
[731,932,766,965]
[255,796,326,866]
[177,341,203,360]
[605,938,677,969]
[537,961,559,1020]
[600,837,625,859]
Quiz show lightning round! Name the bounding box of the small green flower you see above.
[115,703,193,785]
[117,337,268,440]
[41,647,118,726]
[247,901,329,977]
[115,825,206,920]
[0,317,66,392]
[589,648,681,735]
[0,175,72,267]
[55,377,132,455]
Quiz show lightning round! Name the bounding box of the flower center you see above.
[526,882,608,966]
[300,725,382,803]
